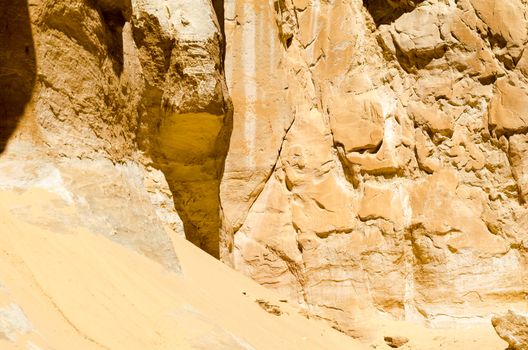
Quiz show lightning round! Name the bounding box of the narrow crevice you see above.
[100,8,126,76]
[212,0,226,60]
[232,114,296,236]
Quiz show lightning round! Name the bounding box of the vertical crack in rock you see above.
[232,113,296,237]
[222,0,528,340]
[0,0,36,154]
[212,0,226,56]
[96,0,129,76]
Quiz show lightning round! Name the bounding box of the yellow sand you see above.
[0,188,366,350]
[0,188,508,349]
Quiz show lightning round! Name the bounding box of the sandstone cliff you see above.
[1,0,231,265]
[0,0,527,348]
[221,0,528,340]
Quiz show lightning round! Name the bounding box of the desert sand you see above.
[1,0,527,347]
[0,187,367,349]
[0,187,509,349]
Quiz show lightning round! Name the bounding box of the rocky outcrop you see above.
[130,0,232,257]
[384,336,409,348]
[0,0,230,268]
[3,0,528,345]
[492,311,528,350]
[221,0,528,340]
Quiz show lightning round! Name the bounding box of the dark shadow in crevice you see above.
[394,45,444,73]
[0,0,36,154]
[212,0,226,61]
[101,9,126,76]
[363,0,423,26]
[212,0,225,38]
[95,0,132,76]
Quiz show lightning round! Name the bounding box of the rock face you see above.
[0,0,231,267]
[221,0,528,339]
[2,0,528,345]
[492,311,528,350]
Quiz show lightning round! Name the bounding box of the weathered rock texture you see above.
[0,0,231,265]
[2,0,528,345]
[221,0,528,339]
[492,310,528,350]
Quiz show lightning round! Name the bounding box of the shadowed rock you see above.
[0,0,36,154]
[492,310,528,350]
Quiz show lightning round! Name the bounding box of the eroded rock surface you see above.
[221,0,528,339]
[2,0,528,345]
[0,0,231,267]
[492,311,528,350]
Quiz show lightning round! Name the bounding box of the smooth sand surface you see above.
[0,188,366,350]
[0,187,509,349]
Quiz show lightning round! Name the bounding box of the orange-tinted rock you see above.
[222,0,528,339]
[489,77,528,135]
[492,311,528,350]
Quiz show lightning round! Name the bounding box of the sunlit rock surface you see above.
[1,0,527,347]
[221,0,528,339]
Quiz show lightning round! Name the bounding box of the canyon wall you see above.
[2,0,528,344]
[221,0,528,339]
[0,0,230,267]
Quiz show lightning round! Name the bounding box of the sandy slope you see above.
[0,188,366,350]
[0,187,509,349]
